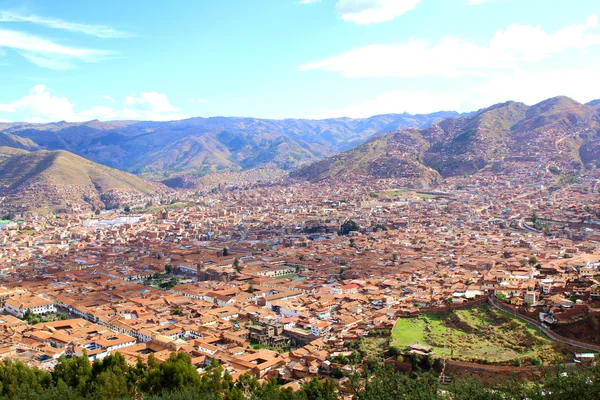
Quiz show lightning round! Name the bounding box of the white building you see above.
[5,295,56,318]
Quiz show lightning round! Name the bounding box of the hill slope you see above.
[0,149,165,213]
[0,112,466,177]
[0,132,40,151]
[293,96,600,184]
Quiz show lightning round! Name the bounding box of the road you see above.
[488,296,600,352]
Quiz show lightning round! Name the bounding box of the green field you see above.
[415,192,438,199]
[376,189,440,200]
[391,304,573,364]
[273,273,298,280]
[378,189,410,198]
[144,202,194,213]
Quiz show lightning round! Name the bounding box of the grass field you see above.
[273,273,298,280]
[391,304,573,364]
[378,189,410,198]
[144,202,194,213]
[376,189,440,200]
[358,337,388,360]
[415,192,438,199]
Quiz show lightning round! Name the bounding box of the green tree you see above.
[0,358,52,398]
[298,378,337,400]
[52,351,93,396]
[233,258,242,273]
[448,377,504,400]
[338,220,360,236]
[23,310,41,325]
[528,255,538,265]
[355,367,439,400]
[89,352,130,398]
[141,353,201,395]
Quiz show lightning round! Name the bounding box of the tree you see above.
[52,351,93,396]
[23,310,41,325]
[2,350,600,400]
[56,312,69,321]
[141,353,201,395]
[299,378,338,400]
[338,220,360,236]
[448,377,504,400]
[90,352,130,398]
[549,165,561,175]
[165,264,173,275]
[160,277,179,290]
[0,358,52,398]
[528,255,538,265]
[222,247,228,257]
[124,205,131,213]
[2,212,15,221]
[355,367,439,400]
[233,258,242,273]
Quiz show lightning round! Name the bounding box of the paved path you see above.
[488,296,600,352]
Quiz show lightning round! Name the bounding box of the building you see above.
[5,295,56,318]
[524,291,537,305]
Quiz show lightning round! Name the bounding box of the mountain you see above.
[0,132,40,151]
[0,146,30,163]
[586,99,600,111]
[293,96,600,185]
[0,112,466,178]
[0,148,165,214]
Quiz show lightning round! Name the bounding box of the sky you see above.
[0,0,599,122]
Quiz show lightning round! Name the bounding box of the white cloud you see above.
[0,28,111,69]
[300,0,321,4]
[0,84,77,122]
[124,92,187,121]
[101,95,115,103]
[316,68,600,118]
[20,53,73,70]
[470,68,600,109]
[188,97,208,103]
[467,0,500,5]
[300,14,600,77]
[315,90,468,118]
[0,85,188,123]
[0,10,131,38]
[335,0,421,25]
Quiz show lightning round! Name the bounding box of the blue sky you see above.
[0,0,599,122]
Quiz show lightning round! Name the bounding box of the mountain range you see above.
[1,96,599,213]
[292,96,600,186]
[0,111,465,180]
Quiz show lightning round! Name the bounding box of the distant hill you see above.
[0,132,40,151]
[0,148,165,213]
[0,112,466,178]
[586,99,600,111]
[293,96,600,185]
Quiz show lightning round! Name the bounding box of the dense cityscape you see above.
[0,157,599,397]
[1,0,600,398]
